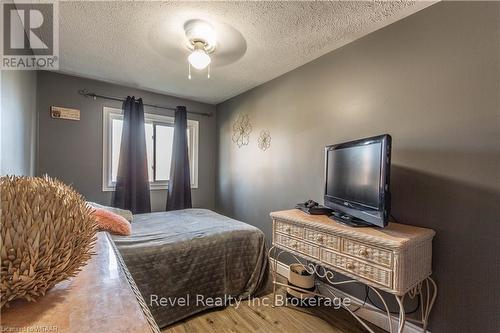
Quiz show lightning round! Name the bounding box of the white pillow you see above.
[86,202,133,222]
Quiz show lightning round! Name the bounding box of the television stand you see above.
[269,209,437,333]
[329,211,374,227]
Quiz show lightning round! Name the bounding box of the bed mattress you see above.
[111,209,269,328]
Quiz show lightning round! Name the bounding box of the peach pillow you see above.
[92,207,131,236]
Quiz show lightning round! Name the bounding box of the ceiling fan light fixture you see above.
[188,42,211,70]
[184,20,216,79]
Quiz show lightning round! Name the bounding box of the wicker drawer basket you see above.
[321,248,392,288]
[275,233,320,259]
[342,238,393,268]
[304,228,340,251]
[275,220,304,238]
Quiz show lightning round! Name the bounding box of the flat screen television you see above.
[324,134,391,228]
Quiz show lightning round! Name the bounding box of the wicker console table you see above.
[269,209,437,333]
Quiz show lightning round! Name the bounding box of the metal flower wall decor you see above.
[232,114,252,148]
[258,130,271,151]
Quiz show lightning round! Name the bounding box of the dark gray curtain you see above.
[112,96,151,213]
[166,106,192,211]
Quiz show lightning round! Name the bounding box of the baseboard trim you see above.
[269,258,430,333]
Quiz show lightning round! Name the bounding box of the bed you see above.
[110,208,269,328]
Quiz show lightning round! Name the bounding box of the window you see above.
[103,107,198,191]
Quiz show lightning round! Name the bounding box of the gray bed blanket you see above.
[111,209,269,328]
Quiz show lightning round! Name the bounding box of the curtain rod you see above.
[78,89,212,117]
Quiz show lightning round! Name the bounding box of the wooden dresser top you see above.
[1,232,156,333]
[271,209,435,249]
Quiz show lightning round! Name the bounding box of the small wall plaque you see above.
[51,106,80,121]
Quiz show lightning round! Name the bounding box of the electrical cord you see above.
[311,272,368,313]
[366,289,420,315]
[350,285,369,313]
[314,281,419,315]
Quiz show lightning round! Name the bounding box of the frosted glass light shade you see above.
[188,49,211,70]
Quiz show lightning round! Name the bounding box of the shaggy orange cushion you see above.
[92,207,131,236]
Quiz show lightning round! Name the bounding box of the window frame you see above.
[102,107,199,192]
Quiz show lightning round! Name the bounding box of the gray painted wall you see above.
[1,71,38,176]
[37,72,216,211]
[216,2,499,332]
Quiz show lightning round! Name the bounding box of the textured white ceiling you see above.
[58,1,434,104]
